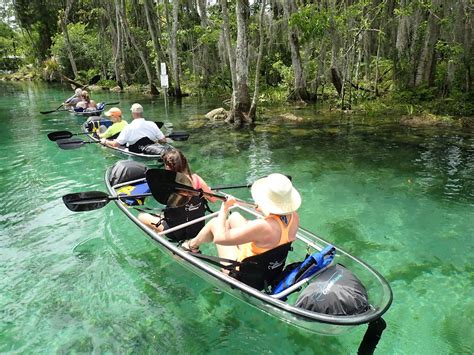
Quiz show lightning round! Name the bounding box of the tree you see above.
[225,0,251,126]
[13,0,61,61]
[60,0,78,78]
[283,0,310,102]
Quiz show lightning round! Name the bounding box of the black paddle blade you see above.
[63,191,111,212]
[48,131,73,141]
[56,138,89,150]
[155,121,164,129]
[145,169,195,207]
[167,131,190,141]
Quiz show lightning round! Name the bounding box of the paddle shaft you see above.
[69,193,153,205]
[211,175,291,191]
[41,76,101,114]
[212,183,250,190]
[174,186,256,207]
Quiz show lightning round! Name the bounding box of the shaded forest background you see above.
[1,0,473,123]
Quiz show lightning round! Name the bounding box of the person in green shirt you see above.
[99,107,128,139]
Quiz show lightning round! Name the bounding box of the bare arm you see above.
[210,197,273,246]
[197,176,217,203]
[100,138,121,148]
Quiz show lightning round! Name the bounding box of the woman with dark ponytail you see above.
[138,149,216,242]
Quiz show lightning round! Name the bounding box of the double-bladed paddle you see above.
[40,100,119,115]
[40,75,102,114]
[63,169,255,212]
[56,131,190,149]
[63,191,153,212]
[48,121,165,141]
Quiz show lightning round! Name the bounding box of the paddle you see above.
[48,121,165,141]
[62,169,255,212]
[211,175,292,191]
[48,131,89,141]
[56,132,190,150]
[40,76,102,114]
[63,191,152,212]
[145,169,256,208]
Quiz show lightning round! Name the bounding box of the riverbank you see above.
[2,73,473,129]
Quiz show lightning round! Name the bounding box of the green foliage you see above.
[42,57,60,80]
[290,5,329,43]
[271,60,293,91]
[50,22,110,79]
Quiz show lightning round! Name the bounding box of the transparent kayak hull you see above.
[82,125,165,161]
[105,168,393,335]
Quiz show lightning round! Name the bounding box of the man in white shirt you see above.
[101,103,166,152]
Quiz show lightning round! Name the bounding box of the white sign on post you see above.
[160,75,169,89]
[160,63,167,76]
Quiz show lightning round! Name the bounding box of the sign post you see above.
[160,63,169,115]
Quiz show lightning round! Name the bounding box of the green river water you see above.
[0,82,472,354]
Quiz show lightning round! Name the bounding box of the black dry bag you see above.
[295,264,369,316]
[109,160,147,186]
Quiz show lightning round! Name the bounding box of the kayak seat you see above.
[229,243,293,291]
[128,137,155,153]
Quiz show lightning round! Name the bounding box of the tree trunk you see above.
[221,0,237,107]
[227,0,251,126]
[328,1,342,97]
[463,0,472,92]
[169,0,182,97]
[61,0,78,78]
[143,0,162,82]
[118,0,158,95]
[197,0,210,87]
[249,0,266,121]
[415,0,442,87]
[109,0,124,88]
[283,0,310,102]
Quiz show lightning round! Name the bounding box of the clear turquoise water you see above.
[0,82,472,354]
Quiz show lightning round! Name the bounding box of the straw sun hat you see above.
[251,173,301,215]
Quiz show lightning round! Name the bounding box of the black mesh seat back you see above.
[230,243,292,290]
[129,137,155,153]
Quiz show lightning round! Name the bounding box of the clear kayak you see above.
[81,120,170,161]
[104,168,393,338]
[69,108,105,117]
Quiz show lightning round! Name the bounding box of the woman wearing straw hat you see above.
[181,173,301,265]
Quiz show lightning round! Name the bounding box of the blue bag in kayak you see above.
[117,182,150,206]
[271,245,336,297]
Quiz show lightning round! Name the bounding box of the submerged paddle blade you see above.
[56,138,88,150]
[145,169,195,207]
[63,191,111,212]
[167,131,190,141]
[48,131,73,141]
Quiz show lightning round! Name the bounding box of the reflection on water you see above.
[0,82,473,354]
